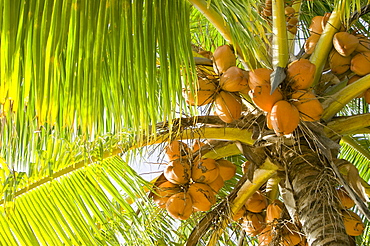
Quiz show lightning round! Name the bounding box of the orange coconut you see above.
[365,88,370,104]
[258,225,273,246]
[342,210,365,236]
[191,158,220,184]
[304,34,320,55]
[220,66,249,92]
[153,181,181,208]
[351,51,370,76]
[329,49,351,75]
[242,212,266,236]
[309,16,324,35]
[233,206,247,221]
[269,100,300,136]
[192,139,206,153]
[184,77,217,106]
[249,84,284,112]
[165,141,190,161]
[213,45,236,74]
[248,68,273,90]
[187,183,216,211]
[282,223,302,246]
[266,199,284,223]
[291,90,323,122]
[286,59,316,90]
[245,191,268,213]
[166,192,193,220]
[333,32,359,57]
[208,174,224,194]
[216,159,236,181]
[164,159,191,185]
[214,91,243,123]
[336,187,355,209]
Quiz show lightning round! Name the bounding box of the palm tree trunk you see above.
[281,145,350,245]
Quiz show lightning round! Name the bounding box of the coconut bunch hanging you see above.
[153,140,237,220]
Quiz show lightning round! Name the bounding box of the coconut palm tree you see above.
[0,0,369,245]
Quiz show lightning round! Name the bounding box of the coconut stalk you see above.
[282,145,350,245]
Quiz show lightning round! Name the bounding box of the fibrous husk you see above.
[291,90,323,122]
[216,159,236,181]
[183,77,216,106]
[333,32,359,57]
[245,190,268,213]
[351,51,370,76]
[220,66,249,92]
[347,75,364,98]
[304,34,320,55]
[342,210,365,236]
[242,212,266,237]
[153,181,181,208]
[309,16,324,35]
[286,59,316,90]
[329,49,351,75]
[165,141,190,161]
[249,84,284,112]
[248,68,273,90]
[266,199,284,223]
[258,225,273,246]
[208,174,224,194]
[269,100,300,136]
[164,159,191,185]
[336,187,355,209]
[166,192,193,220]
[191,158,220,184]
[213,45,236,74]
[187,183,216,211]
[365,88,370,104]
[214,91,243,123]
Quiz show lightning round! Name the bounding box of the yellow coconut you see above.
[269,100,300,136]
[291,90,323,122]
[220,66,249,92]
[248,68,273,90]
[165,141,190,161]
[286,59,316,90]
[342,210,365,236]
[191,158,220,184]
[365,88,370,104]
[329,49,351,75]
[266,199,284,223]
[249,84,284,112]
[187,183,216,211]
[164,159,191,185]
[336,187,355,209]
[183,77,217,106]
[309,16,324,35]
[304,34,320,55]
[214,91,243,123]
[242,212,266,237]
[245,191,268,213]
[216,159,236,181]
[153,181,181,208]
[351,51,370,76]
[208,174,224,194]
[213,45,236,74]
[347,75,365,98]
[333,32,359,57]
[166,192,193,220]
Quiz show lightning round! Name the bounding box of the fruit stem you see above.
[271,0,289,68]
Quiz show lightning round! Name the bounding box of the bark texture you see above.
[283,145,350,246]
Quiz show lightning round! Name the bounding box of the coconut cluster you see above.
[233,195,307,245]
[152,140,237,220]
[304,14,332,54]
[261,1,298,35]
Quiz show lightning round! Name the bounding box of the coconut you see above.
[164,159,191,185]
[192,139,206,154]
[309,16,324,35]
[249,84,284,112]
[198,50,212,59]
[365,88,370,104]
[166,192,193,220]
[342,210,365,236]
[282,223,302,246]
[248,68,273,90]
[232,206,247,221]
[245,191,268,213]
[351,51,370,76]
[347,75,365,98]
[153,181,181,208]
[208,174,224,194]
[214,91,243,123]
[165,141,190,161]
[322,12,331,30]
[291,90,323,122]
[216,159,236,181]
[286,59,316,90]
[192,158,220,184]
[336,187,355,209]
[266,199,284,223]
[183,77,216,106]
[329,49,351,75]
[304,34,320,55]
[258,225,273,246]
[220,66,249,92]
[269,100,300,136]
[333,32,359,57]
[355,36,370,53]
[242,212,266,236]
[187,183,216,211]
[213,45,236,74]
[285,7,295,17]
